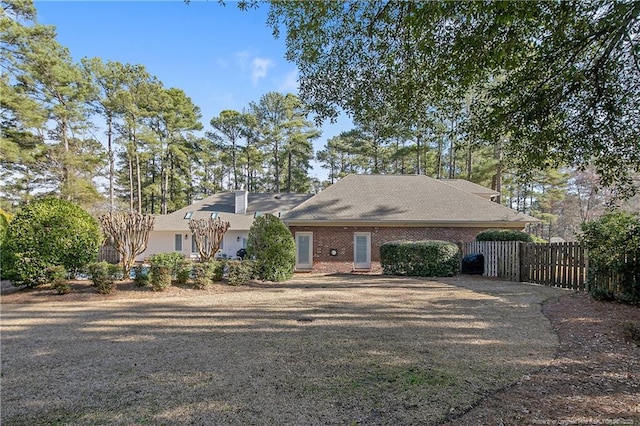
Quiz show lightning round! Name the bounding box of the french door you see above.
[354,232,371,269]
[295,232,313,270]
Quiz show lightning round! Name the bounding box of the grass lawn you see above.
[1,275,568,425]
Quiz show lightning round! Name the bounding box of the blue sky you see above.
[34,1,352,181]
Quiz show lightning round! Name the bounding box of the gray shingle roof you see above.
[440,179,500,198]
[283,174,538,225]
[153,192,314,231]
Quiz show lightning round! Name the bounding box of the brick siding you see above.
[288,225,496,273]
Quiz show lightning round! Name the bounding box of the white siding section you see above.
[139,230,250,261]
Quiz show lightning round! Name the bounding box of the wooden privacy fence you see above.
[461,241,588,291]
[463,241,521,281]
[520,242,587,290]
[97,245,120,264]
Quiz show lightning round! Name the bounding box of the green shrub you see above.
[191,260,224,289]
[226,260,255,286]
[46,265,70,295]
[51,281,71,295]
[476,229,533,242]
[192,263,212,289]
[210,259,225,282]
[88,261,120,294]
[133,264,150,287]
[150,265,171,291]
[529,234,547,243]
[579,211,640,304]
[590,287,616,302]
[176,261,192,286]
[148,252,186,278]
[2,198,102,287]
[242,260,258,280]
[0,208,11,248]
[380,240,461,277]
[247,214,296,282]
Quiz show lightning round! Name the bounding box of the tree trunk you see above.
[416,133,421,175]
[273,141,280,193]
[107,115,115,211]
[287,149,292,193]
[448,119,455,179]
[466,135,472,180]
[128,148,134,213]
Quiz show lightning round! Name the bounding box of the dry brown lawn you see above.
[1,275,636,425]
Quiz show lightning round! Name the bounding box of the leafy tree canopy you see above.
[3,198,102,286]
[264,1,640,197]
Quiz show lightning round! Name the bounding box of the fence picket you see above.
[462,240,592,291]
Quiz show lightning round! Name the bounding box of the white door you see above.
[296,232,313,270]
[354,232,371,269]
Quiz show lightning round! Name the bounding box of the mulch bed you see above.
[447,292,640,425]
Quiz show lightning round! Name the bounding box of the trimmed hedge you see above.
[148,252,187,278]
[226,260,255,286]
[381,240,461,277]
[192,260,224,289]
[476,229,533,242]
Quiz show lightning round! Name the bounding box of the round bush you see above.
[226,260,255,286]
[87,261,119,294]
[381,240,461,277]
[247,214,295,282]
[133,264,150,287]
[476,229,533,242]
[3,198,102,287]
[46,265,70,295]
[150,265,171,291]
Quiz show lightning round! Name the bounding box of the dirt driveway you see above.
[0,275,594,424]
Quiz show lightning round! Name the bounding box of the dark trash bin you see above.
[461,253,484,275]
[236,248,247,260]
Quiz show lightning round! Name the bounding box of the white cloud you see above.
[251,57,274,85]
[278,68,299,92]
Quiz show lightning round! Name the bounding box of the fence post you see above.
[516,241,522,282]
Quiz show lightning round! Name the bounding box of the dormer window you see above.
[184,212,193,219]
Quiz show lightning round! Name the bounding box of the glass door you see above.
[295,232,313,270]
[354,232,371,269]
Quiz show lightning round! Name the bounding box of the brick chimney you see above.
[235,190,248,214]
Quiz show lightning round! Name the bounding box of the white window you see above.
[295,232,313,270]
[354,232,371,270]
[174,234,183,252]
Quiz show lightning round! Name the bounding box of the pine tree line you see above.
[2,0,637,241]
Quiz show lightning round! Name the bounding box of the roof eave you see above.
[284,219,539,228]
